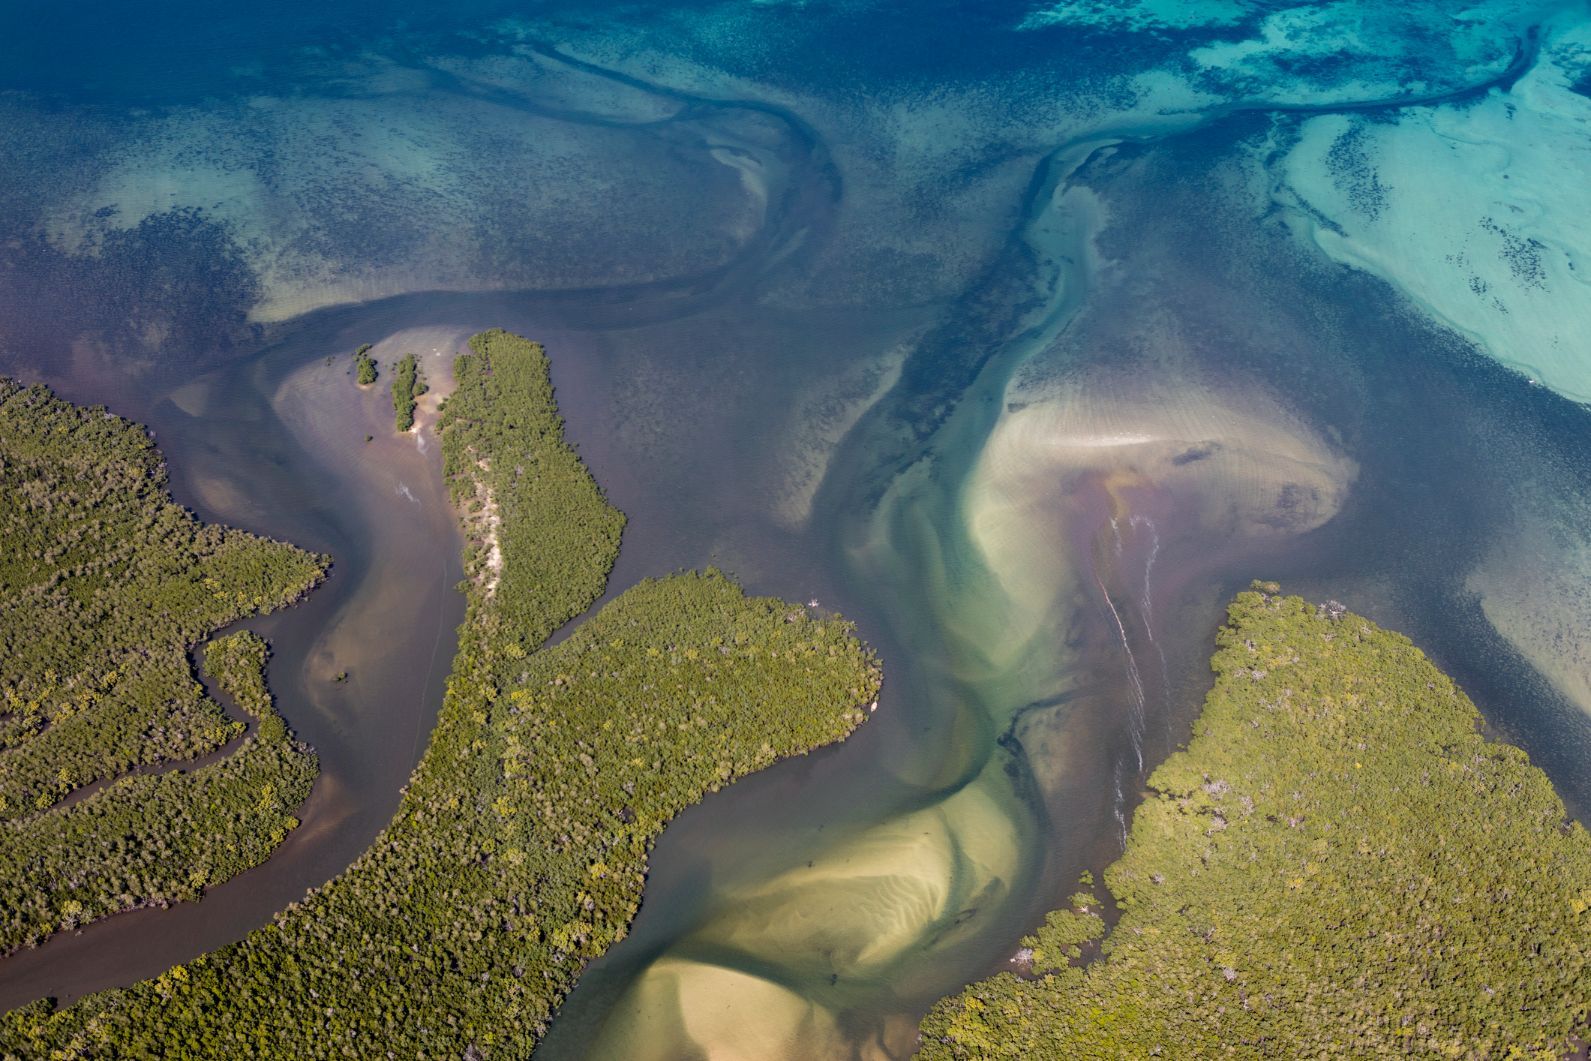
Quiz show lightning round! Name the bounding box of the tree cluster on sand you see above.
[390,353,426,432]
[353,344,377,386]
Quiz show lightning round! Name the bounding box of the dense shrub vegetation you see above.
[0,379,325,816]
[919,588,1591,1058]
[390,353,426,432]
[0,330,880,1058]
[0,632,317,955]
[353,345,377,386]
[442,329,627,634]
[0,377,325,944]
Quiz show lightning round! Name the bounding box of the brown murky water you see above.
[0,325,467,1010]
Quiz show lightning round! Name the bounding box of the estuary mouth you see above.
[6,2,1591,1057]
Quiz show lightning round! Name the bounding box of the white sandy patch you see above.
[1271,14,1591,402]
[965,370,1356,663]
[593,958,845,1061]
[466,457,505,598]
[166,379,214,418]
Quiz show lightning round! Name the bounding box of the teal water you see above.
[4,2,1591,1056]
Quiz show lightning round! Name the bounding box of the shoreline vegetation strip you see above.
[918,587,1591,1058]
[0,329,882,1058]
[0,632,317,960]
[0,377,326,953]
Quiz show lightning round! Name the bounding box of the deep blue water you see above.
[4,1,1591,1056]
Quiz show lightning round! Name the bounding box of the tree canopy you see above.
[0,378,325,951]
[919,587,1591,1058]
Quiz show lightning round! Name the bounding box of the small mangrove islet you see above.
[920,587,1591,1058]
[353,344,377,386]
[0,377,326,954]
[391,352,427,432]
[1,330,881,1058]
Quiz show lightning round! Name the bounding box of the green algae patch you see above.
[0,378,326,951]
[920,588,1591,1059]
[0,331,879,1058]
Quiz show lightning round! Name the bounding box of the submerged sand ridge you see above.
[583,784,1021,1060]
[963,371,1357,829]
[543,103,1366,1050]
[967,370,1356,641]
[568,361,1361,1058]
[955,367,1355,715]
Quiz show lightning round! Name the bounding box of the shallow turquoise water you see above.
[3,2,1591,1056]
